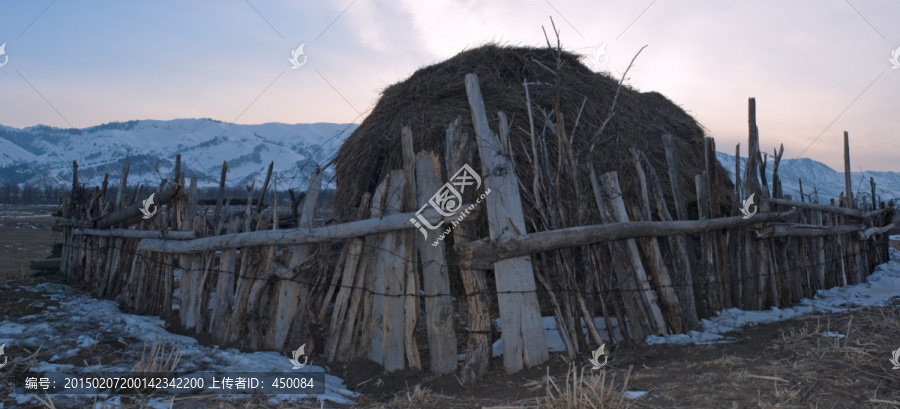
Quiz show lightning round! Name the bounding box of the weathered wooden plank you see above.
[376,170,407,371]
[210,217,239,339]
[465,73,548,373]
[180,214,205,330]
[412,152,457,373]
[323,193,370,362]
[358,176,391,363]
[271,169,322,350]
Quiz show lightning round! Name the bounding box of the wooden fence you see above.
[57,74,896,383]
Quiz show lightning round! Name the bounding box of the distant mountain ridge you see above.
[1,120,897,205]
[0,119,358,191]
[715,152,900,205]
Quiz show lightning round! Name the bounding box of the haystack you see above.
[333,44,732,227]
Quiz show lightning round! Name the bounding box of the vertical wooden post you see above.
[706,137,730,309]
[744,98,764,309]
[843,131,854,209]
[256,162,274,214]
[210,216,239,339]
[445,116,492,383]
[212,161,228,234]
[115,154,130,213]
[733,144,742,215]
[179,176,201,328]
[465,73,548,373]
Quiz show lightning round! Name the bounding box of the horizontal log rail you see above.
[136,205,480,254]
[457,210,798,270]
[768,197,886,219]
[754,223,866,239]
[74,228,196,240]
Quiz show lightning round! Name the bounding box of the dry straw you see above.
[333,44,732,230]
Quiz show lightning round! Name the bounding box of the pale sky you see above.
[1,1,898,171]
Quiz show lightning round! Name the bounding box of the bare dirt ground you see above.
[1,206,899,408]
[0,206,58,281]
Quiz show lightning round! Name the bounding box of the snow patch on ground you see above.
[2,282,356,407]
[484,250,900,352]
[647,248,900,345]
[624,390,648,399]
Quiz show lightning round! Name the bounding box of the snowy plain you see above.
[1,283,356,408]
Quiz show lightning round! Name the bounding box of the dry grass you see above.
[130,337,181,374]
[520,364,636,409]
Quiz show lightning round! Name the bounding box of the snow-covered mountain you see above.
[1,120,897,205]
[716,152,900,205]
[0,119,357,191]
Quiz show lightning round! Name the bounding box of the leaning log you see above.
[90,185,181,229]
[459,210,798,270]
[74,228,196,239]
[754,223,866,238]
[768,197,887,219]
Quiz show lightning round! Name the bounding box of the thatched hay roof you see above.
[333,44,732,226]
